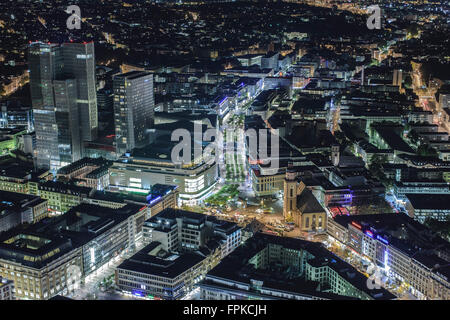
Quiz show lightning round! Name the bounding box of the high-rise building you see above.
[62,42,98,143]
[113,71,155,155]
[28,41,98,171]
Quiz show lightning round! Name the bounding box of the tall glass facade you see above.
[28,41,97,171]
[113,71,155,155]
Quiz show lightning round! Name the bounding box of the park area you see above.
[204,184,239,207]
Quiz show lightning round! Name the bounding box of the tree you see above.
[407,129,419,146]
[417,144,438,157]
[368,154,389,184]
[424,217,450,242]
[369,154,387,171]
[404,74,412,89]
[407,24,420,38]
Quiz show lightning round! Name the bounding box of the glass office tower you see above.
[113,71,155,155]
[28,41,97,171]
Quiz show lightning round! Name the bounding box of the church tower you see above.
[283,162,297,221]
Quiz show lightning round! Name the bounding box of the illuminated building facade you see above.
[116,242,207,300]
[327,214,450,300]
[199,233,395,300]
[142,208,241,255]
[117,209,240,299]
[37,181,93,215]
[0,232,83,300]
[0,190,48,232]
[0,276,14,300]
[0,160,50,195]
[88,184,179,223]
[28,41,97,171]
[0,203,144,299]
[56,157,111,191]
[113,71,155,155]
[109,140,218,206]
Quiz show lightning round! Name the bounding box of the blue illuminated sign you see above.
[377,235,388,245]
[149,196,162,205]
[132,290,144,297]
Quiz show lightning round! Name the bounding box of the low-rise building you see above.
[57,157,111,191]
[37,181,94,214]
[33,203,144,274]
[283,167,327,232]
[0,190,48,232]
[405,194,450,223]
[0,202,145,300]
[393,180,450,201]
[109,137,218,206]
[116,242,207,300]
[0,127,27,156]
[370,125,415,156]
[116,208,241,299]
[0,161,49,194]
[87,184,178,217]
[142,208,241,255]
[198,233,395,300]
[354,140,394,165]
[0,276,14,300]
[327,213,450,300]
[0,231,83,300]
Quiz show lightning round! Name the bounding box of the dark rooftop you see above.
[406,194,450,210]
[117,242,205,279]
[203,233,395,300]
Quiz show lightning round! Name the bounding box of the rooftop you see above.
[117,242,205,279]
[39,181,93,195]
[203,233,395,300]
[57,157,111,175]
[333,213,450,278]
[406,194,450,210]
[373,126,415,154]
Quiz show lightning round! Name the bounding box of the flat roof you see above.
[117,242,205,279]
[333,213,450,267]
[406,193,450,210]
[204,233,394,300]
[374,127,415,154]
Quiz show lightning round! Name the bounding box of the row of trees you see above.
[424,217,450,242]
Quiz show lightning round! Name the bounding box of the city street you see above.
[412,64,447,133]
[66,241,145,300]
[182,287,201,300]
[325,237,418,300]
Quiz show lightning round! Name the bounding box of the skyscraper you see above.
[62,42,98,142]
[113,71,155,155]
[28,41,97,170]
